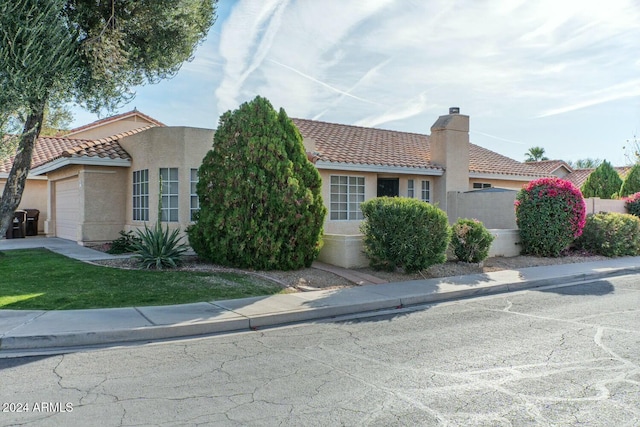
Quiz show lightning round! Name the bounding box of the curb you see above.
[1,267,638,353]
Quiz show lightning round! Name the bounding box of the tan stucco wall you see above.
[79,167,128,242]
[120,126,214,238]
[318,169,439,234]
[447,190,519,228]
[0,177,48,234]
[469,178,529,191]
[430,113,470,211]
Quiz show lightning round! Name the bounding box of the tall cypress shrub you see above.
[188,96,326,270]
[580,160,622,199]
[619,164,640,197]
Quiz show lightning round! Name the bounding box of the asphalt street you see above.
[1,275,639,426]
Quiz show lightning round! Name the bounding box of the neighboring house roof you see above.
[564,166,632,189]
[527,160,574,176]
[292,118,548,178]
[64,109,165,137]
[468,145,548,178]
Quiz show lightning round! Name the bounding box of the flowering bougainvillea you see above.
[624,191,640,217]
[515,177,586,257]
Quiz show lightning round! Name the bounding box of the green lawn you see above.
[0,249,284,310]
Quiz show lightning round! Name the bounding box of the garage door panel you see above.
[55,178,78,241]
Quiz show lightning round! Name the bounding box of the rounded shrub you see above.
[451,218,495,263]
[515,177,586,257]
[624,192,640,217]
[187,96,326,270]
[359,197,451,273]
[575,212,640,257]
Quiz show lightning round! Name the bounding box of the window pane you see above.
[169,182,178,194]
[170,168,178,181]
[170,210,178,222]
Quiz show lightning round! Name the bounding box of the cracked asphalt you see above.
[1,275,639,426]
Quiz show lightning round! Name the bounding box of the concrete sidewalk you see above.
[1,237,639,354]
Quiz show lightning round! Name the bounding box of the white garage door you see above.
[55,177,79,241]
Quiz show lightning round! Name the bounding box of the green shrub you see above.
[187,96,326,270]
[575,212,640,257]
[624,192,640,217]
[107,230,141,254]
[360,197,450,273]
[515,177,586,257]
[132,222,189,269]
[451,218,494,263]
[620,164,640,197]
[581,160,622,199]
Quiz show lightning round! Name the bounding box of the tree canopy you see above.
[188,96,327,270]
[580,160,622,199]
[620,164,640,197]
[524,146,549,162]
[0,0,217,237]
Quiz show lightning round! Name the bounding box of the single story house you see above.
[1,107,608,266]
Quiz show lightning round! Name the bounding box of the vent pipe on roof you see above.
[449,107,460,114]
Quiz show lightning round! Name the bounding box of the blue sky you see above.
[70,0,640,166]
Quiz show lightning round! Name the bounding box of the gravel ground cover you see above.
[92,251,610,292]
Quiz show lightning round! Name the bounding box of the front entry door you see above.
[377,178,399,197]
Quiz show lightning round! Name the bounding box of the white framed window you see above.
[421,180,430,202]
[473,183,492,189]
[330,175,365,220]
[407,179,415,198]
[132,169,149,221]
[190,168,199,221]
[160,167,179,222]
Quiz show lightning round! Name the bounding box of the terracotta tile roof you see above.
[0,126,152,173]
[565,166,632,189]
[527,160,574,175]
[293,118,548,177]
[65,109,165,137]
[292,118,439,170]
[468,145,549,177]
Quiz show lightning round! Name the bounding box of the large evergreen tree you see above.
[188,96,327,270]
[620,164,640,197]
[0,0,216,237]
[581,160,622,199]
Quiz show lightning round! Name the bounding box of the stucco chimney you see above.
[429,108,470,215]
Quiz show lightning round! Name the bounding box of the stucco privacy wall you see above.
[0,178,48,234]
[119,126,214,238]
[585,198,626,214]
[447,189,519,229]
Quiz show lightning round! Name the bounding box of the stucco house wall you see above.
[119,126,214,238]
[0,177,48,234]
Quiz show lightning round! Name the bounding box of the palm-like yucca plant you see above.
[131,221,189,269]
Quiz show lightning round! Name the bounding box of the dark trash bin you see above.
[5,210,26,239]
[25,209,39,236]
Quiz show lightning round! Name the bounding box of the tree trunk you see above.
[0,104,45,239]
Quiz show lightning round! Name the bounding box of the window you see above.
[160,167,179,222]
[473,183,492,189]
[330,175,365,220]
[407,179,414,198]
[190,168,199,221]
[421,180,430,202]
[132,169,149,221]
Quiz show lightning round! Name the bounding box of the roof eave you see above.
[315,160,444,176]
[30,156,131,175]
[469,172,547,181]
